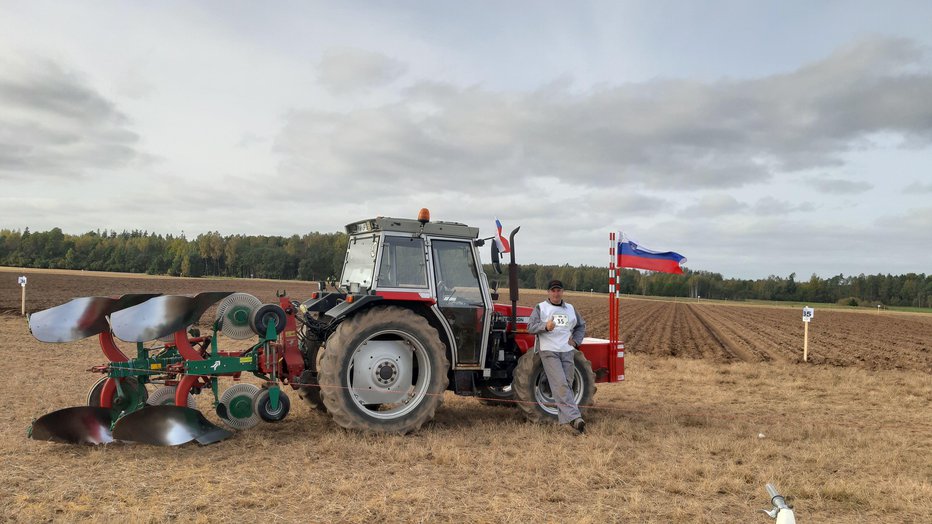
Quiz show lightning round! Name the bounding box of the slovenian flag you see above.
[618,235,686,274]
[495,218,511,253]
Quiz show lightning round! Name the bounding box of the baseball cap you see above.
[547,279,564,290]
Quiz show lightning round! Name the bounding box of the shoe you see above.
[571,418,586,433]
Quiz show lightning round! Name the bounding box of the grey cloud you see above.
[753,197,816,215]
[0,59,143,180]
[811,178,873,194]
[876,206,932,231]
[317,47,407,93]
[277,37,932,197]
[903,181,932,193]
[678,194,748,217]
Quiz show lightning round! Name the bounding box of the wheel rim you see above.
[482,384,513,399]
[533,366,583,415]
[262,393,285,418]
[346,329,432,420]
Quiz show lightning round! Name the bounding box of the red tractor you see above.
[27,210,624,444]
[297,210,624,433]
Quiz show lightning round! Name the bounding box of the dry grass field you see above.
[1,268,930,522]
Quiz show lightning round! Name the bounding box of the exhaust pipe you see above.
[508,227,520,328]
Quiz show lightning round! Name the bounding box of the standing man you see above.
[527,279,587,433]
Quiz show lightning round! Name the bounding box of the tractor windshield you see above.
[341,234,379,292]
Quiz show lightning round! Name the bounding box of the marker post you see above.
[18,275,27,316]
[802,306,814,361]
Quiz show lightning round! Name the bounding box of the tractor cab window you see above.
[431,240,484,305]
[341,234,379,292]
[377,236,427,288]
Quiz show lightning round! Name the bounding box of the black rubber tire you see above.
[477,384,517,407]
[319,306,449,434]
[512,350,596,423]
[249,303,286,337]
[297,369,327,413]
[254,388,291,422]
[298,338,328,412]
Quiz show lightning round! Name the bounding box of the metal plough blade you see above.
[110,292,234,342]
[111,405,232,446]
[28,294,160,343]
[29,406,114,445]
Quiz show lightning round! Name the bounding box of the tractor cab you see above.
[340,212,495,369]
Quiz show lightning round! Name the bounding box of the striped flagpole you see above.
[609,232,617,350]
[615,232,621,346]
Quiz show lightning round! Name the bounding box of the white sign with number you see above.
[18,276,27,287]
[802,306,814,323]
[552,313,569,327]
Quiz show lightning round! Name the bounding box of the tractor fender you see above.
[302,292,345,314]
[323,295,384,321]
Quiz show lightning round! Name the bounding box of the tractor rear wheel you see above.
[512,350,596,423]
[298,342,327,413]
[319,306,449,434]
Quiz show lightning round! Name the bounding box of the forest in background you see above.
[2,227,930,308]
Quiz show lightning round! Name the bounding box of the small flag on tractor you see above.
[495,218,511,253]
[617,234,686,274]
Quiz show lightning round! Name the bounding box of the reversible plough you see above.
[28,291,307,445]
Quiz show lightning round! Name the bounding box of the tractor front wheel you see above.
[512,350,596,423]
[319,306,449,434]
[477,383,517,407]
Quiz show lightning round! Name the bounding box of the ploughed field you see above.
[3,268,930,372]
[1,268,930,522]
[525,290,932,373]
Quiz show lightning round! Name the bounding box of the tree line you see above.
[1,227,347,281]
[2,227,930,308]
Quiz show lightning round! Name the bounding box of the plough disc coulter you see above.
[27,292,303,446]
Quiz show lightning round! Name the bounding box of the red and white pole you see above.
[608,232,617,379]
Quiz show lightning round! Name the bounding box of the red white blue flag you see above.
[495,218,511,253]
[618,234,686,274]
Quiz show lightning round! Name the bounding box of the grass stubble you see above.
[1,316,929,523]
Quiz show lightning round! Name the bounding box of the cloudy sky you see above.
[1,1,930,279]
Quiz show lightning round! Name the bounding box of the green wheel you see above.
[87,377,148,418]
[218,383,261,430]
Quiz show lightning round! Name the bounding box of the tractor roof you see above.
[345,217,479,239]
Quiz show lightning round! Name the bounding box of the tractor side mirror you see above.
[491,241,502,274]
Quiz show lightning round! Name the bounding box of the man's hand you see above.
[546,318,555,331]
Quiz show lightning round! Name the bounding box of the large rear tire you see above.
[319,306,449,434]
[512,350,596,423]
[298,342,327,413]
